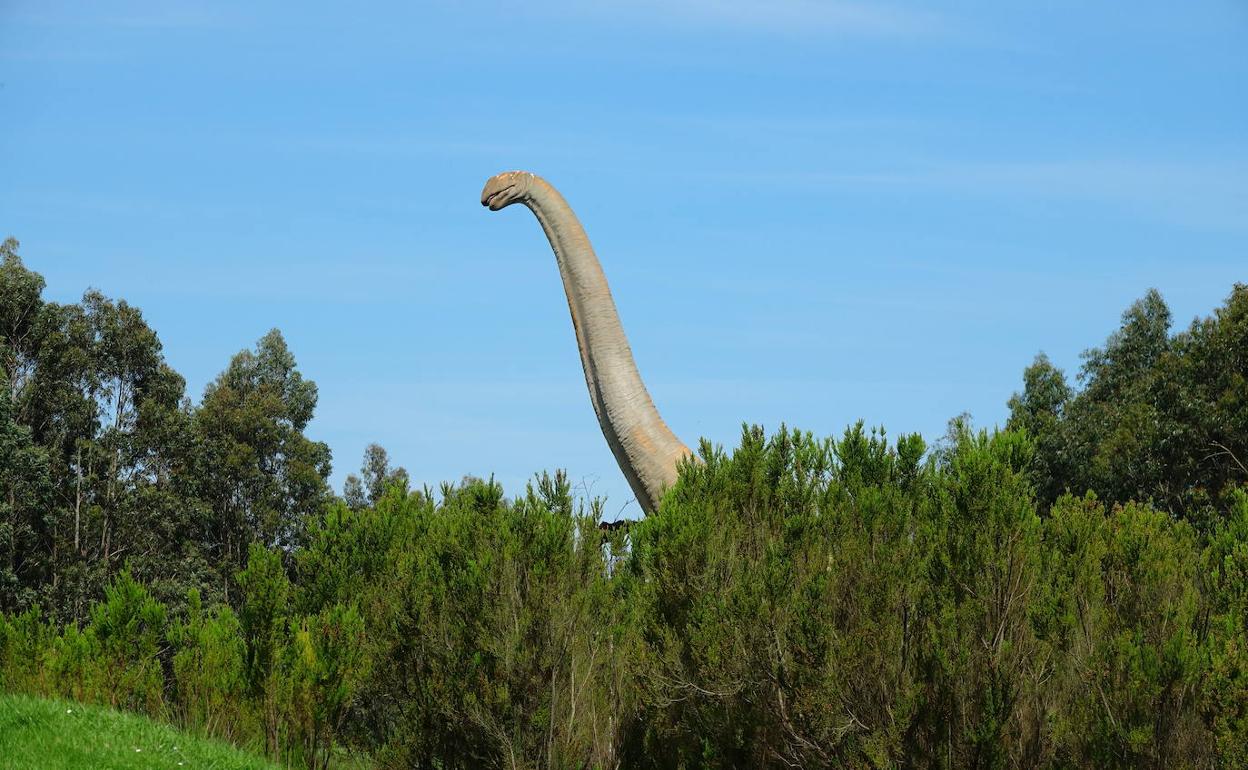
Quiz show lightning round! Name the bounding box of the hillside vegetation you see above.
[1,235,1246,768]
[0,692,277,770]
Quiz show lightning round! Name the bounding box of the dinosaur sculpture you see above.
[481,171,692,514]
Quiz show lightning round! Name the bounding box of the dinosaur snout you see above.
[481,184,515,211]
[481,171,531,211]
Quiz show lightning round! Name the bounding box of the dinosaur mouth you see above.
[482,184,517,211]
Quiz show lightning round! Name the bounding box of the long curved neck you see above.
[520,177,689,514]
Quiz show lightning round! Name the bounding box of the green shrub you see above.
[0,606,53,693]
[45,623,101,704]
[313,472,624,769]
[2,425,1244,769]
[169,588,248,741]
[1200,490,1248,763]
[621,422,1226,769]
[84,568,168,715]
[237,544,292,760]
[288,602,368,770]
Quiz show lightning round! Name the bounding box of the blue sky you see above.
[2,1,1245,516]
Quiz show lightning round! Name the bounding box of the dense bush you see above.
[6,424,1245,768]
[168,589,246,741]
[295,473,626,768]
[2,240,1246,767]
[619,424,1243,768]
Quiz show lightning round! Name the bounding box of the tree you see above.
[75,290,190,576]
[196,329,331,592]
[1007,353,1072,504]
[0,237,49,412]
[0,241,200,618]
[0,381,51,612]
[1012,286,1248,527]
[0,240,56,611]
[1175,285,1248,516]
[342,443,408,509]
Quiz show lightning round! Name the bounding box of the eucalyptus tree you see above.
[195,329,331,593]
[0,239,206,616]
[0,378,51,612]
[1011,285,1248,528]
[343,442,409,509]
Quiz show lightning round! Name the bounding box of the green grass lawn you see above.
[0,693,279,770]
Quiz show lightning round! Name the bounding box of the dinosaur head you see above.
[481,171,534,211]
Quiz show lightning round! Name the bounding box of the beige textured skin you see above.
[481,171,692,514]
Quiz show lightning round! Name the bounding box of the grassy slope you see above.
[0,693,279,770]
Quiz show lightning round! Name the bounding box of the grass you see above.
[0,692,279,770]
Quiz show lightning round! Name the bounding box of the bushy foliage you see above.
[85,568,168,714]
[2,242,1246,768]
[288,602,368,770]
[0,605,54,693]
[614,422,1233,768]
[295,472,626,769]
[2,424,1246,768]
[168,589,247,740]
